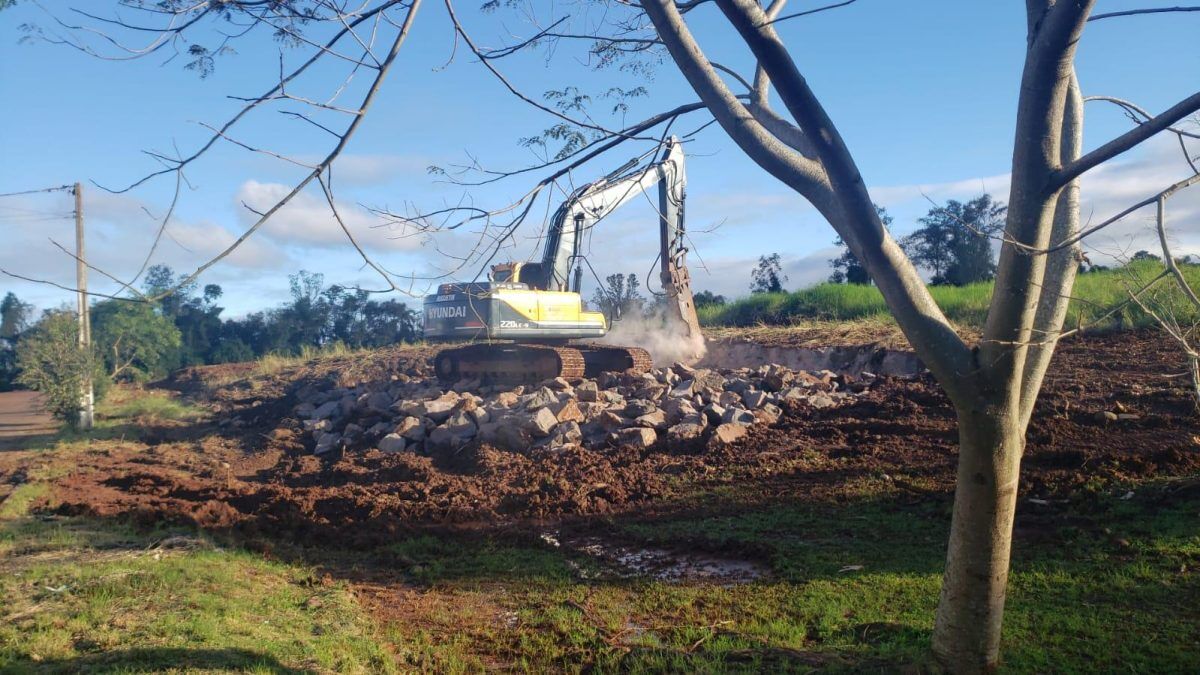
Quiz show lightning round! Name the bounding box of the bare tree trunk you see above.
[933,402,1025,671]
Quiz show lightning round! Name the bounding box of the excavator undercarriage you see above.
[432,342,652,384]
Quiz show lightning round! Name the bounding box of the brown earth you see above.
[2,330,1198,548]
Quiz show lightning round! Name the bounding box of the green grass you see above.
[360,483,1200,672]
[0,518,394,674]
[0,483,49,522]
[699,261,1200,329]
[96,390,205,424]
[1,480,1196,671]
[255,342,373,376]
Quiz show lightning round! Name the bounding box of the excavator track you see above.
[576,344,653,378]
[434,343,585,384]
[433,343,653,384]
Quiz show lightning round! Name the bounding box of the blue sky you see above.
[1,1,1198,316]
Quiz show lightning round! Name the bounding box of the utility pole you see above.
[74,182,94,430]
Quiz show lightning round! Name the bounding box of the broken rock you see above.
[709,423,747,447]
[378,433,407,453]
[742,389,769,409]
[577,381,599,402]
[524,387,559,411]
[666,422,706,445]
[314,432,341,455]
[636,409,667,430]
[525,407,559,437]
[551,399,586,424]
[312,400,340,420]
[617,427,657,450]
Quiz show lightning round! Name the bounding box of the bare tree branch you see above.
[1050,92,1200,190]
[1088,6,1200,21]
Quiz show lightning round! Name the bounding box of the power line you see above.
[0,215,75,223]
[0,205,74,216]
[0,185,74,198]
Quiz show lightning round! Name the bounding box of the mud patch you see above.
[544,531,767,583]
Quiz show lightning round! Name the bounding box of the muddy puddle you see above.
[700,340,924,377]
[543,532,767,584]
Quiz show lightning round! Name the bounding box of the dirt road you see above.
[0,391,56,451]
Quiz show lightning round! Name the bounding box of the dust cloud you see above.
[599,309,707,366]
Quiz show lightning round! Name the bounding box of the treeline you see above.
[828,196,1008,287]
[0,266,421,401]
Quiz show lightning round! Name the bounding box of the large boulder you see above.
[722,407,756,426]
[443,411,477,437]
[495,424,532,452]
[545,376,573,391]
[314,431,341,455]
[366,391,393,413]
[397,398,455,423]
[597,411,630,431]
[709,423,747,447]
[666,422,705,445]
[524,386,559,411]
[493,391,520,407]
[616,427,657,450]
[756,403,783,425]
[397,416,427,442]
[742,389,769,409]
[378,433,407,453]
[717,391,742,407]
[427,425,469,450]
[624,399,658,418]
[524,407,559,437]
[702,403,726,426]
[693,371,727,396]
[807,392,837,409]
[576,380,599,402]
[312,400,340,420]
[635,409,667,430]
[551,399,586,424]
[669,379,695,398]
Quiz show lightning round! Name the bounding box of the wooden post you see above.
[74,182,94,430]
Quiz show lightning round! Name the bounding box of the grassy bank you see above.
[4,478,1195,672]
[698,261,1200,328]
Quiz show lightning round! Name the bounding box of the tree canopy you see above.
[902,195,1007,286]
[750,253,788,294]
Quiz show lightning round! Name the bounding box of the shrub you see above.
[16,311,106,425]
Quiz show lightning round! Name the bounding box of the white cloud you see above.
[5,136,1195,316]
[330,154,432,186]
[235,180,427,252]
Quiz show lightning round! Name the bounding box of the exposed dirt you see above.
[4,330,1199,549]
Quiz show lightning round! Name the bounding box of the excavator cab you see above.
[491,261,551,291]
[489,263,524,285]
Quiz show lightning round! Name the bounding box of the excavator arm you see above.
[528,137,701,340]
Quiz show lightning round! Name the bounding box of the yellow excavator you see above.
[423,136,702,382]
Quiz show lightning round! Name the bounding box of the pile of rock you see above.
[292,362,874,457]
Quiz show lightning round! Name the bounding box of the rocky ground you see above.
[3,329,1198,546]
[293,358,873,460]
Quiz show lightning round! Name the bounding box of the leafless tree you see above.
[1115,182,1200,410]
[9,0,426,299]
[418,1,1200,670]
[13,1,1200,671]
